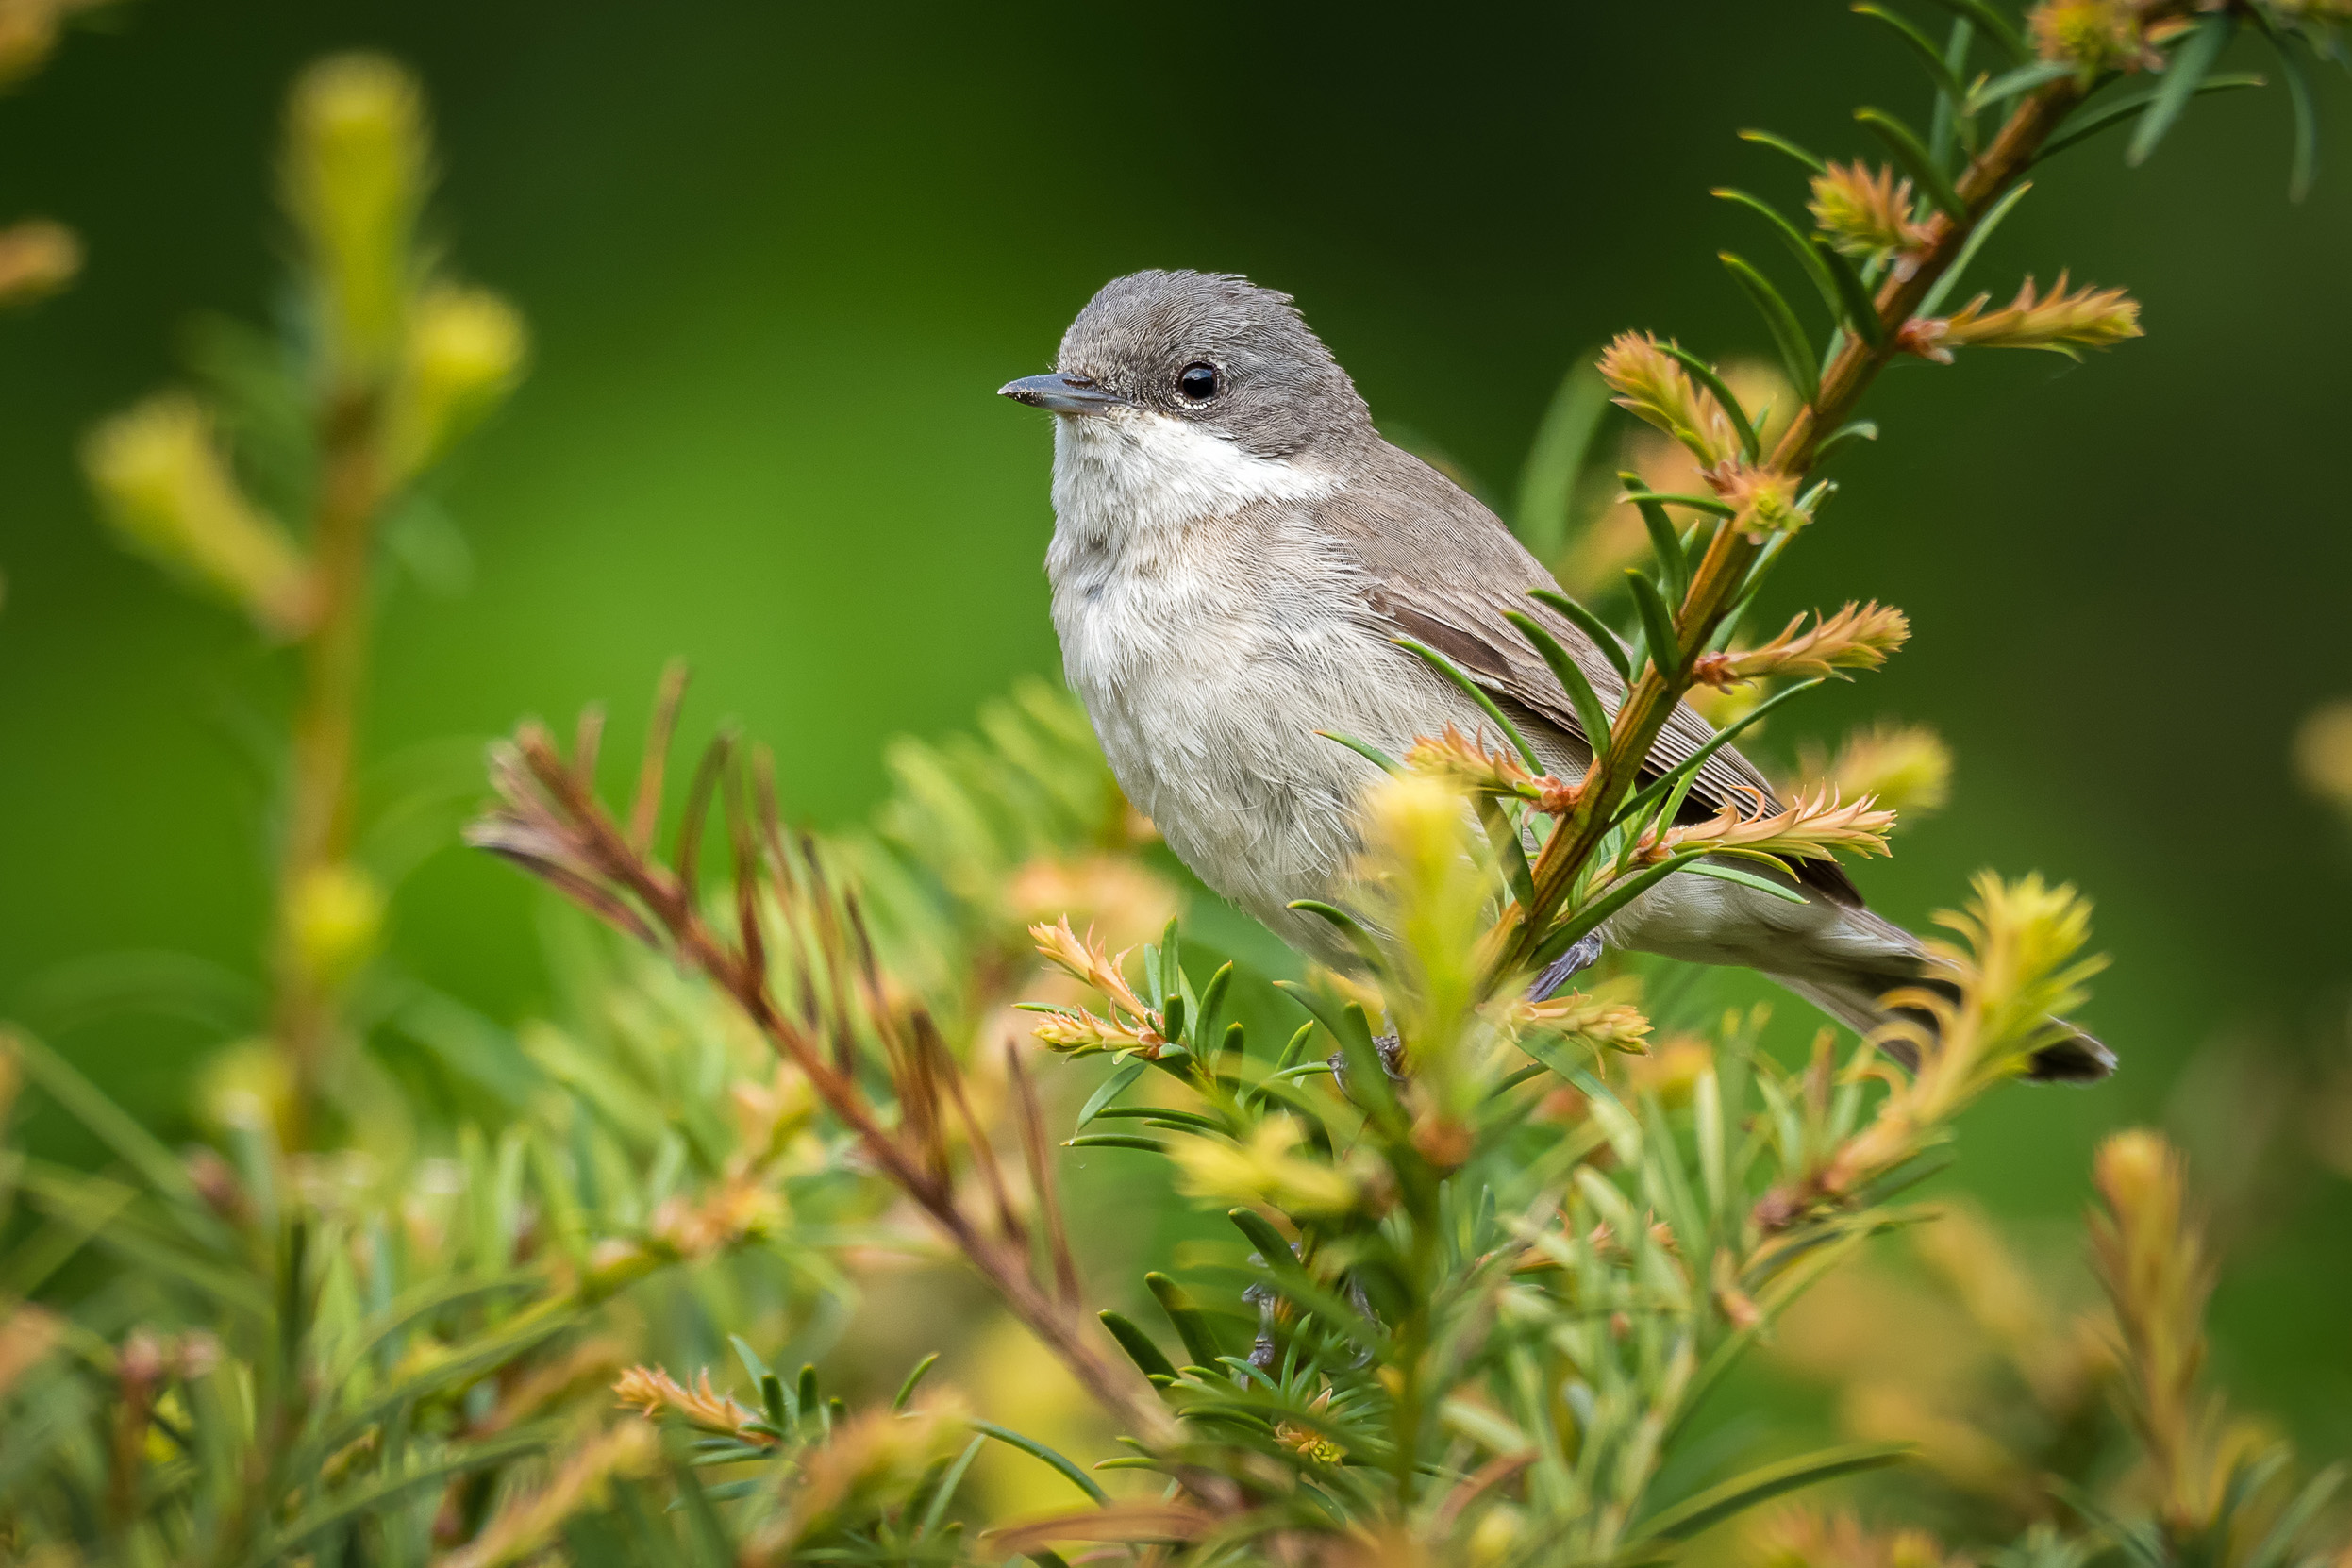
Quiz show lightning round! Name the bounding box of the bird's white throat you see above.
[1047,409,1338,555]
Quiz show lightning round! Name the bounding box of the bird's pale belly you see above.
[1076,648,1378,947]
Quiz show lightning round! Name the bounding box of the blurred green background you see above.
[3,0,2349,1451]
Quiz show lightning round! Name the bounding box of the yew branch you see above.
[1493,28,2186,980]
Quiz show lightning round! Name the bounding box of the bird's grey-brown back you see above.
[1000,269,2115,1082]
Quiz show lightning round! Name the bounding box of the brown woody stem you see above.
[1492,54,2149,980]
[270,387,385,1147]
[508,734,1181,1451]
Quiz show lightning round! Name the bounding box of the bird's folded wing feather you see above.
[1321,445,1861,909]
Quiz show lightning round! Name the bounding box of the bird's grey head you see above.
[999,271,1373,461]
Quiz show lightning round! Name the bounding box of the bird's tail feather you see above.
[1764,969,2115,1085]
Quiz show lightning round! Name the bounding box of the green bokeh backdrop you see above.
[3,0,2349,1444]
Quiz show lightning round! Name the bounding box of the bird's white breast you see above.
[1045,407,1339,550]
[1042,411,1404,952]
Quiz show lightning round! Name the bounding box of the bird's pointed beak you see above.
[997,371,1129,415]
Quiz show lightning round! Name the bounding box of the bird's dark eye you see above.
[1177,362,1219,402]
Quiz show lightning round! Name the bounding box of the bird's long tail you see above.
[1765,967,2115,1084]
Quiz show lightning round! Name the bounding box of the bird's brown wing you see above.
[1321,442,1862,909]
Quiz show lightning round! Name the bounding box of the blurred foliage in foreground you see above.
[9,4,2352,1566]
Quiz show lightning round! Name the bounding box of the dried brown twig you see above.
[467,676,1178,1451]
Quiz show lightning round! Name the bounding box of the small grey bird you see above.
[1001,270,2110,1081]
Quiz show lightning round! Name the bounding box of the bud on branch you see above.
[1900,273,2143,363]
[1597,332,1741,468]
[1403,725,1582,815]
[388,283,528,479]
[285,53,427,379]
[1645,785,1896,869]
[1692,601,1910,688]
[1810,161,1933,275]
[1025,916,1168,1055]
[1707,464,1810,542]
[1502,990,1654,1056]
[2029,0,2177,75]
[0,218,79,308]
[81,394,316,637]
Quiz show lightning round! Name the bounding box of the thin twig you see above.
[1006,1038,1082,1308]
[723,755,765,982]
[493,722,1181,1450]
[798,841,862,1081]
[626,658,690,857]
[270,386,387,1148]
[929,1012,1029,1249]
[1497,25,2192,979]
[673,731,733,920]
[571,703,604,793]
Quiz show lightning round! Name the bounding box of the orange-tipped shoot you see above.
[1804,875,2103,1211]
[1710,465,1810,542]
[1750,1509,1968,1568]
[2090,1128,2223,1533]
[2293,698,2352,814]
[440,1425,660,1568]
[1597,332,1741,467]
[0,0,111,91]
[1901,273,2143,363]
[612,1364,776,1444]
[1026,916,1167,1055]
[1692,602,1910,689]
[1648,786,1896,870]
[1404,724,1581,814]
[2029,0,2170,74]
[1029,915,1152,1019]
[1028,1006,1163,1056]
[1810,161,1934,271]
[0,218,79,307]
[1504,990,1654,1057]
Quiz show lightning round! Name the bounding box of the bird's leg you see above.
[1340,1275,1379,1370]
[1244,1277,1280,1371]
[1245,1245,1384,1372]
[1325,936,1603,1095]
[1528,931,1605,1002]
[1326,1034,1408,1095]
